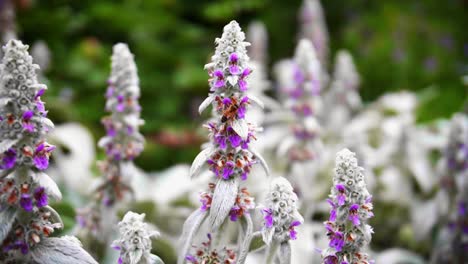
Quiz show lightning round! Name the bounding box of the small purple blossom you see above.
[229,53,241,75]
[328,228,345,251]
[116,95,125,112]
[348,204,360,226]
[238,68,251,91]
[222,161,235,179]
[20,194,33,211]
[336,184,346,206]
[263,208,273,228]
[327,199,337,221]
[229,134,242,148]
[33,187,48,207]
[185,255,197,263]
[0,148,17,170]
[289,220,301,240]
[213,69,225,89]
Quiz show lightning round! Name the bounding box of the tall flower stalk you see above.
[260,177,303,264]
[179,20,269,264]
[431,113,468,263]
[298,0,329,68]
[0,39,96,263]
[111,211,164,264]
[321,149,374,264]
[77,43,144,245]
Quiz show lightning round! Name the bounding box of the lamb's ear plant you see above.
[111,211,164,264]
[431,113,468,264]
[178,20,269,264]
[0,39,97,263]
[77,43,144,250]
[260,177,304,264]
[321,148,374,264]
[298,0,329,68]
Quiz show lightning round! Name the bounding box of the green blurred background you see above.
[10,0,468,171]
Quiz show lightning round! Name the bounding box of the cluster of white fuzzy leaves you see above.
[261,177,304,245]
[322,149,374,264]
[112,212,163,264]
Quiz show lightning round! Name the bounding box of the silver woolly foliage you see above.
[111,211,164,264]
[0,40,97,263]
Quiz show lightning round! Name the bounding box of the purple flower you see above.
[118,257,123,264]
[222,161,235,179]
[22,110,35,132]
[336,184,346,206]
[289,220,301,240]
[229,53,241,75]
[459,202,466,216]
[213,69,225,89]
[238,68,251,91]
[229,134,242,148]
[328,229,344,251]
[33,187,48,207]
[263,208,273,228]
[348,204,360,226]
[214,134,227,149]
[186,255,197,263]
[33,143,55,170]
[323,255,338,264]
[241,172,247,181]
[327,199,337,221]
[293,66,304,84]
[36,100,45,115]
[106,86,114,98]
[116,95,125,112]
[0,148,17,170]
[35,88,46,100]
[229,206,240,221]
[20,194,33,211]
[288,87,303,99]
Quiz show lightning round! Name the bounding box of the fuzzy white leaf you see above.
[0,207,16,244]
[190,147,214,179]
[227,75,239,86]
[41,117,55,129]
[209,177,239,231]
[247,93,264,109]
[198,95,215,114]
[0,97,10,107]
[97,136,112,148]
[250,147,270,176]
[33,172,62,200]
[29,236,98,264]
[262,228,275,245]
[0,138,18,153]
[124,115,144,127]
[232,119,249,139]
[149,254,165,264]
[178,210,207,264]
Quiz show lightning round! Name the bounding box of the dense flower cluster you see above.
[322,149,374,264]
[111,211,161,264]
[96,43,144,206]
[0,40,62,257]
[185,234,236,264]
[261,177,303,244]
[2,207,62,255]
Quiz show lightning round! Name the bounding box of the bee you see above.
[221,97,239,122]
